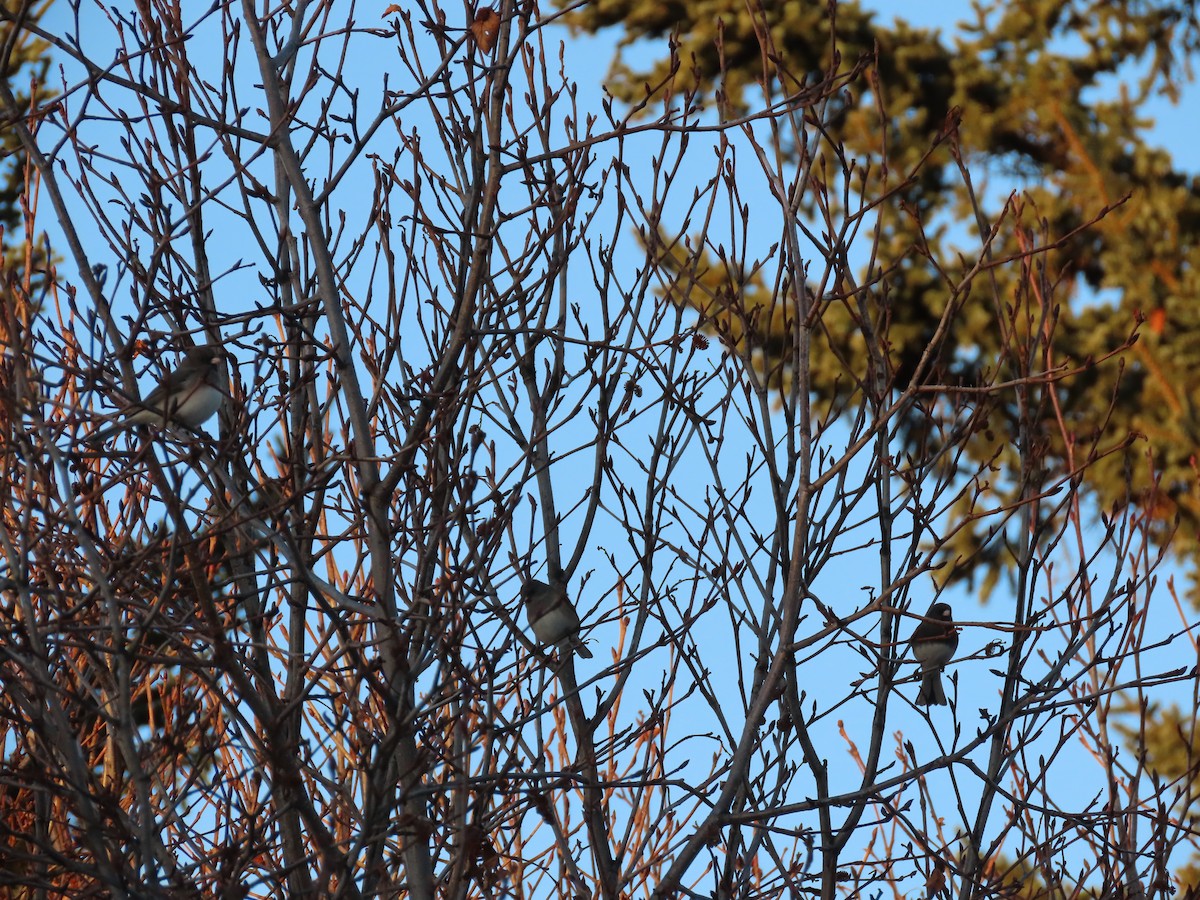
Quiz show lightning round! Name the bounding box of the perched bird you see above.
[521,578,592,659]
[909,602,959,706]
[93,345,228,442]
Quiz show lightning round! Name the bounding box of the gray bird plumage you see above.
[909,601,958,706]
[92,345,228,442]
[521,578,592,659]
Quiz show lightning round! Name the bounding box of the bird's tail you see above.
[917,671,946,706]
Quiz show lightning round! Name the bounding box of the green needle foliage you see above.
[0,3,53,228]
[0,1,56,307]
[565,0,1200,599]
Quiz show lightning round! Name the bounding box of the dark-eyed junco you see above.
[521,579,592,659]
[93,345,228,442]
[908,602,958,706]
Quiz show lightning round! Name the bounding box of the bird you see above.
[521,578,592,659]
[909,602,958,706]
[92,345,228,442]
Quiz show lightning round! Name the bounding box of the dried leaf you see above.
[925,859,947,897]
[469,7,500,53]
